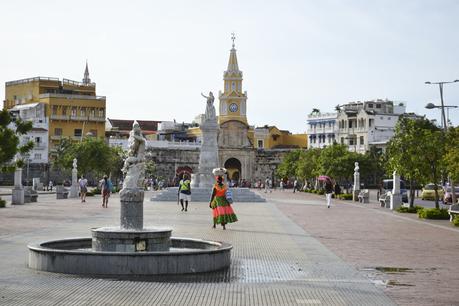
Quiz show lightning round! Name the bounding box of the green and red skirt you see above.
[211,196,238,225]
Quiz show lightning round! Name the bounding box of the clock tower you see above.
[218,33,248,126]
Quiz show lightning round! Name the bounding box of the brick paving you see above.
[0,191,396,305]
[266,189,459,306]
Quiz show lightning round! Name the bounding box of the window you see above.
[52,105,58,115]
[349,120,353,128]
[54,128,62,136]
[98,109,104,117]
[369,119,373,127]
[257,140,263,148]
[232,82,235,90]
[376,104,381,109]
[35,137,41,144]
[349,139,354,145]
[341,137,344,144]
[71,107,77,116]
[62,106,67,115]
[80,108,86,116]
[360,136,364,145]
[34,153,41,160]
[74,129,82,137]
[90,108,95,117]
[368,103,373,108]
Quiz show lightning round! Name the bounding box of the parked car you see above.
[421,183,445,201]
[443,186,459,204]
[381,179,408,203]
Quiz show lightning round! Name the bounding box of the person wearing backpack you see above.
[100,175,112,208]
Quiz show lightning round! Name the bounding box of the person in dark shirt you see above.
[325,179,334,208]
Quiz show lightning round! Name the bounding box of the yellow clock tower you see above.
[218,33,248,126]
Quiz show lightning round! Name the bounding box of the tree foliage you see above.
[53,137,124,180]
[276,149,302,179]
[444,126,459,182]
[0,109,34,171]
[385,117,443,207]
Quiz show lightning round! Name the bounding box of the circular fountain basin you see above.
[28,237,232,276]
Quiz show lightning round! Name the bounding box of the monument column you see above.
[69,159,79,198]
[12,167,24,205]
[353,162,360,201]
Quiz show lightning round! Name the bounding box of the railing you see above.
[50,115,69,120]
[109,139,201,150]
[5,76,59,86]
[88,116,105,122]
[39,93,105,100]
[62,78,95,87]
[69,115,89,121]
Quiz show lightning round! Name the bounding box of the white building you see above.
[10,103,49,164]
[336,99,406,153]
[306,112,337,149]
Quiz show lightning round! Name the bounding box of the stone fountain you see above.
[28,121,232,276]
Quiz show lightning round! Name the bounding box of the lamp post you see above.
[425,80,459,204]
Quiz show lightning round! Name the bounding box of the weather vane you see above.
[231,32,236,48]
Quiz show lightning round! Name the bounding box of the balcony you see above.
[70,115,88,121]
[39,93,106,101]
[50,114,69,120]
[88,116,106,122]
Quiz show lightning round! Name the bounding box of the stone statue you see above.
[354,162,359,173]
[201,91,216,121]
[122,121,146,189]
[73,158,77,170]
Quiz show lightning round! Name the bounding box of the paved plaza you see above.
[0,190,458,305]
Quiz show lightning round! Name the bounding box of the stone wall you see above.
[146,146,289,186]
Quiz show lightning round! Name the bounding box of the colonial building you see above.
[4,63,106,158]
[336,99,406,153]
[2,64,106,184]
[306,111,337,149]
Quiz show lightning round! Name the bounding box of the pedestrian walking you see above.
[264,177,269,193]
[293,179,298,193]
[178,173,191,212]
[280,180,284,191]
[268,178,273,193]
[209,168,238,230]
[78,175,88,203]
[48,180,53,191]
[100,175,112,208]
[325,179,334,208]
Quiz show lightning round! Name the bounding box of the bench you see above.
[449,204,459,222]
[24,188,38,203]
[358,189,370,203]
[379,192,390,208]
[56,185,69,199]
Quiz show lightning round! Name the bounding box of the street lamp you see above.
[425,80,459,204]
[425,102,458,129]
[425,80,459,130]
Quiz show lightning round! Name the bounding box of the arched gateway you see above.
[224,158,241,182]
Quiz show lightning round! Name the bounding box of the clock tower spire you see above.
[218,33,248,125]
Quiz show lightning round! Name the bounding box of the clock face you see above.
[229,103,238,112]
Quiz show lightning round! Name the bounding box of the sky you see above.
[1,0,459,133]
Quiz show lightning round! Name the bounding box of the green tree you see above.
[276,149,302,180]
[385,117,441,207]
[0,109,34,171]
[54,137,123,181]
[296,148,321,185]
[317,144,356,184]
[444,126,459,182]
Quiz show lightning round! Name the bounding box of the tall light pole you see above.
[425,80,459,204]
[425,80,459,130]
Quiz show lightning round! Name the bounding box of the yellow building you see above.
[4,63,106,155]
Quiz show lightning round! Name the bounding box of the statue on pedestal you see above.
[122,121,146,189]
[201,91,216,121]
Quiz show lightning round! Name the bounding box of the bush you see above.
[317,190,325,195]
[0,199,5,208]
[418,208,450,220]
[397,206,423,214]
[337,193,353,200]
[85,191,95,197]
[92,187,101,195]
[453,215,459,227]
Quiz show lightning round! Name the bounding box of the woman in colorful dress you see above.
[209,168,238,230]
